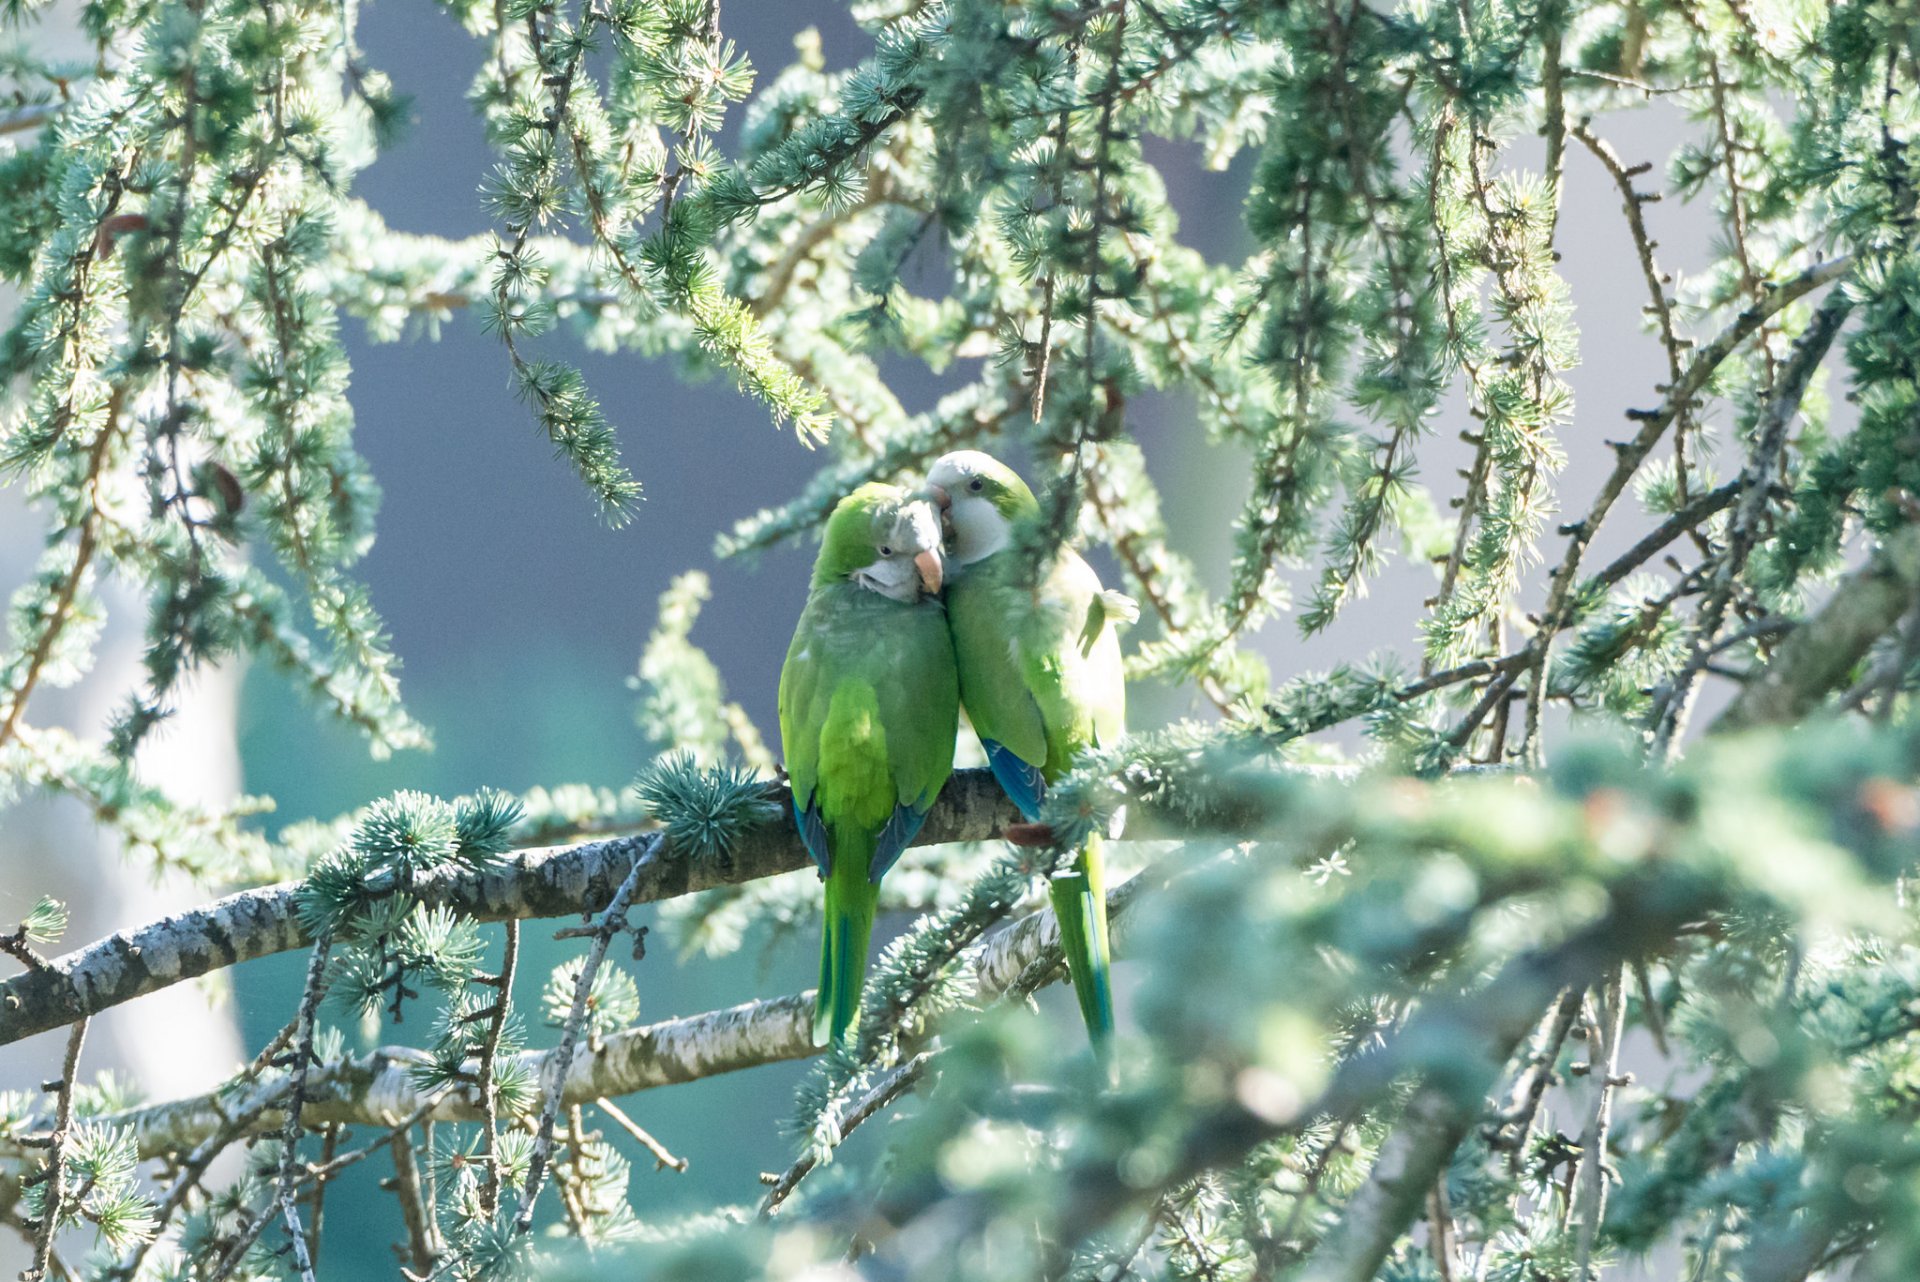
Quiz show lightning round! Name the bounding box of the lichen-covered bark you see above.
[0,770,1022,1048]
[1,870,1106,1170]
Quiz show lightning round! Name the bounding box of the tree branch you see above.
[883,850,1761,1279]
[1,761,1378,1048]
[0,769,1022,1047]
[2,851,1149,1176]
[1716,523,1920,731]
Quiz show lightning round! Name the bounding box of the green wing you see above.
[1024,549,1126,779]
[780,582,958,1045]
[949,547,1125,784]
[947,565,1049,770]
[947,543,1126,1057]
[779,583,959,871]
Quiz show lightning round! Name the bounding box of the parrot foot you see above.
[1004,821,1057,847]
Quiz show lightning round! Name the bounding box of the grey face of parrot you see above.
[851,498,945,602]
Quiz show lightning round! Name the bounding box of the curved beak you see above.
[913,548,944,595]
[926,484,951,512]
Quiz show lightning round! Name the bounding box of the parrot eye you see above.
[879,545,893,556]
[968,478,984,492]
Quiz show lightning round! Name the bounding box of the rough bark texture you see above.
[0,992,817,1168]
[1,854,1124,1169]
[0,769,1023,1048]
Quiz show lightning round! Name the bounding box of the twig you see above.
[1490,988,1584,1174]
[595,1098,687,1173]
[1653,291,1854,753]
[476,920,520,1219]
[388,1126,439,1275]
[759,1052,933,1217]
[303,1124,339,1270]
[270,936,332,1282]
[1716,521,1920,731]
[512,847,657,1233]
[106,1019,298,1275]
[24,1018,88,1282]
[1571,971,1627,1280]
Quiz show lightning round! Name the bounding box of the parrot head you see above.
[815,482,945,601]
[923,450,1039,567]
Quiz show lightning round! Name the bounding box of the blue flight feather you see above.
[870,804,930,882]
[981,738,1046,821]
[793,796,830,876]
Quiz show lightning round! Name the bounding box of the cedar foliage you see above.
[4,1,1920,1280]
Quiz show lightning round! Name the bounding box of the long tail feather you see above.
[1048,831,1115,1057]
[814,830,881,1047]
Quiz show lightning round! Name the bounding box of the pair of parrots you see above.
[778,451,1131,1050]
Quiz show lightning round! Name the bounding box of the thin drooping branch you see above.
[1653,291,1855,752]
[475,920,520,1221]
[1571,971,1627,1281]
[1489,986,1583,1172]
[0,769,1021,1047]
[271,937,333,1282]
[513,845,656,1234]
[759,1052,934,1217]
[23,1017,87,1282]
[388,1126,438,1276]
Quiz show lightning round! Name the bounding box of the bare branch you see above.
[1571,970,1627,1280]
[594,1098,686,1173]
[268,938,332,1282]
[1653,291,1855,752]
[387,1126,439,1275]
[23,1017,87,1282]
[758,1052,933,1216]
[513,845,656,1234]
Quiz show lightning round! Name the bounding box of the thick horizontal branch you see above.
[66,993,818,1164]
[3,854,1136,1168]
[0,770,1022,1048]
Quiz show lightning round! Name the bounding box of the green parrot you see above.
[780,482,959,1046]
[924,450,1133,1051]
